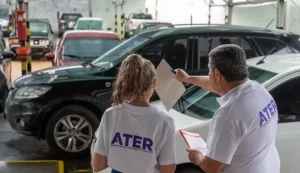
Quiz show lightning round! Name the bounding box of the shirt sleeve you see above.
[206,109,246,164]
[94,112,107,156]
[158,124,176,165]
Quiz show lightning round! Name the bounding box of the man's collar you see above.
[216,79,250,105]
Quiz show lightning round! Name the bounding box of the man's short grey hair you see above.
[208,44,248,82]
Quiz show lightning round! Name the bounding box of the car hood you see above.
[13,62,113,88]
[150,100,206,129]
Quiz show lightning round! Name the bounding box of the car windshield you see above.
[0,9,8,19]
[30,21,48,36]
[76,20,103,30]
[92,35,151,65]
[62,38,121,61]
[180,66,278,119]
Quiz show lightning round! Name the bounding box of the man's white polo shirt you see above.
[206,79,280,173]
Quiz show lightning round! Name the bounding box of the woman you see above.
[92,54,176,173]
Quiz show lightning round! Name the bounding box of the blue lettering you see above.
[133,135,142,149]
[123,133,133,147]
[271,100,277,112]
[111,132,123,146]
[267,103,274,116]
[143,137,153,151]
[259,111,268,126]
[263,107,270,119]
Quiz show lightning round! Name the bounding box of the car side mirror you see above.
[45,52,55,60]
[2,50,16,59]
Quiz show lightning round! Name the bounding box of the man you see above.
[173,44,280,173]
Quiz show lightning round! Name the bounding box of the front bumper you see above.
[5,89,43,136]
[10,44,50,55]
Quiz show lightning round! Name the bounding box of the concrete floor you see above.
[2,38,112,173]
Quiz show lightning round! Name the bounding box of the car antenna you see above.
[256,47,276,65]
[265,18,274,28]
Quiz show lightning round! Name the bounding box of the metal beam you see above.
[231,0,276,6]
[228,0,233,24]
[276,0,284,29]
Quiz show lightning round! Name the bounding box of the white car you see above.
[91,53,300,173]
[74,17,103,30]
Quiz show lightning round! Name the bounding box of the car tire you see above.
[175,165,204,173]
[45,104,100,158]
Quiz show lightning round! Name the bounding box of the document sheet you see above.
[155,59,186,111]
[180,129,208,155]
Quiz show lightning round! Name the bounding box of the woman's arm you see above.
[93,153,108,172]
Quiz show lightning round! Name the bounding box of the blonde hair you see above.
[111,54,156,106]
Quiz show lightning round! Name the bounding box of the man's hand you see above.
[186,148,203,166]
[172,69,189,82]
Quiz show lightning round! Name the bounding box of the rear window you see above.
[132,14,152,19]
[61,14,82,20]
[76,20,103,30]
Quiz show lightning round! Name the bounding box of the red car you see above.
[45,30,121,66]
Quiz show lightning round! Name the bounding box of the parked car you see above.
[45,30,121,66]
[90,53,300,173]
[5,25,300,158]
[134,22,174,36]
[74,17,103,30]
[9,19,56,59]
[124,13,156,38]
[58,13,83,37]
[0,7,9,36]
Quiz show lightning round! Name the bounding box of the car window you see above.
[182,67,278,119]
[62,14,81,20]
[139,43,164,67]
[241,38,256,58]
[270,77,300,123]
[132,14,152,19]
[62,38,121,61]
[164,38,188,70]
[254,37,294,55]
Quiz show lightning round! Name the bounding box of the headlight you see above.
[15,86,51,99]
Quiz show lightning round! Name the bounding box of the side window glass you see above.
[241,38,256,59]
[198,37,211,69]
[270,77,300,123]
[254,37,293,55]
[164,38,188,69]
[140,43,164,67]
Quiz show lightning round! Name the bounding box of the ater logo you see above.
[105,82,111,88]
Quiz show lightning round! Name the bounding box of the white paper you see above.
[155,59,186,111]
[181,130,208,155]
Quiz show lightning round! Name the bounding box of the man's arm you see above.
[93,153,108,172]
[173,69,218,94]
[187,149,224,173]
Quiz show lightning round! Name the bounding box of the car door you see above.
[265,71,300,173]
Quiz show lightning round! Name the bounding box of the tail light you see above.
[59,20,65,24]
[130,20,134,27]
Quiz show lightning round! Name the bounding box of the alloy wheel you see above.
[54,115,93,152]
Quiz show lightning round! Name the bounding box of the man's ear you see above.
[215,68,222,82]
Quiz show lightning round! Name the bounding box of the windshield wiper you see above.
[81,61,95,68]
[256,47,276,65]
[62,54,81,59]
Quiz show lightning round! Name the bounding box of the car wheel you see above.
[45,104,100,158]
[175,165,204,173]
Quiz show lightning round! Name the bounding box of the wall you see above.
[286,0,300,34]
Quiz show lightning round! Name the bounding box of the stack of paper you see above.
[180,129,207,155]
[155,59,186,111]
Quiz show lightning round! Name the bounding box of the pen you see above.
[171,69,176,74]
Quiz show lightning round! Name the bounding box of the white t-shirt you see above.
[94,101,176,173]
[206,79,280,173]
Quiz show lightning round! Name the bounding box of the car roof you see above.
[78,17,102,21]
[64,30,121,40]
[140,24,292,38]
[247,53,300,74]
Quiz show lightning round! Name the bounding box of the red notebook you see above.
[179,129,207,154]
